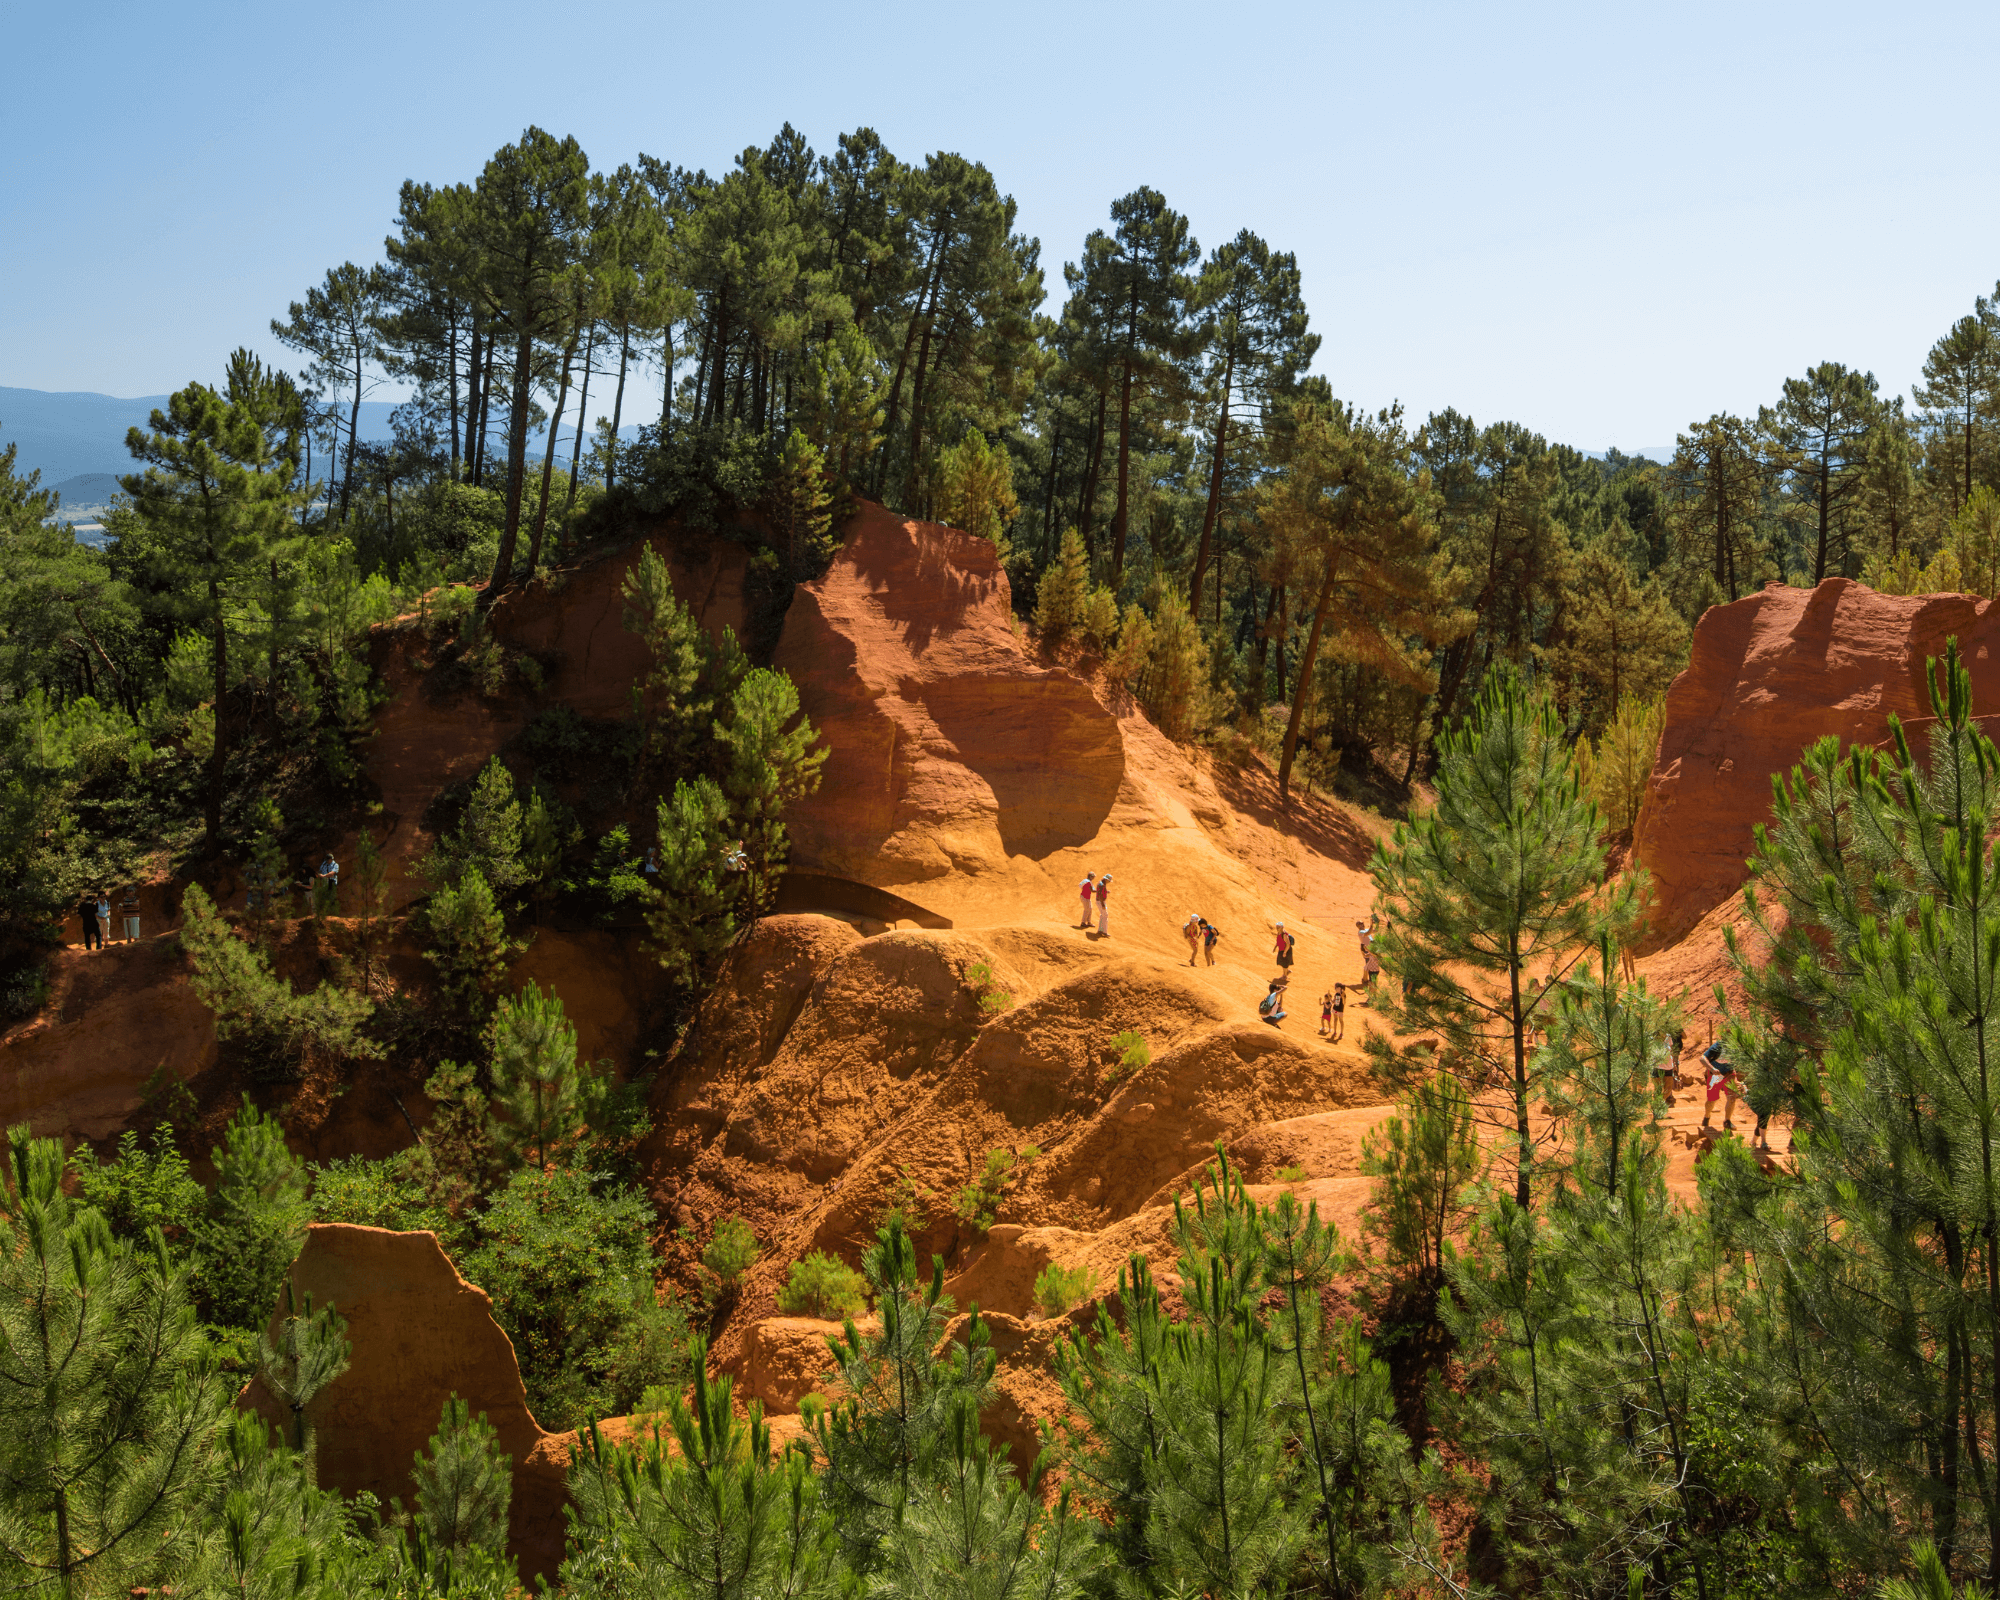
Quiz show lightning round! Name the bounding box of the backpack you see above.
[1258,991,1279,1017]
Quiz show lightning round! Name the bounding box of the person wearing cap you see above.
[1078,871,1097,928]
[1183,912,1203,966]
[1095,873,1112,937]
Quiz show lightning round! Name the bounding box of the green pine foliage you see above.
[777,1251,869,1320]
[485,981,585,1172]
[1367,661,1638,1207]
[411,1395,514,1558]
[1358,1070,1483,1295]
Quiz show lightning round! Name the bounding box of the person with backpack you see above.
[1201,918,1220,966]
[1701,1041,1740,1133]
[1273,923,1295,970]
[1258,976,1289,1025]
[1183,912,1203,966]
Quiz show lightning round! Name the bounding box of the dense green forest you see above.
[7,122,2000,1597]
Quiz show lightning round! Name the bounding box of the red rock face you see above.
[239,1225,573,1582]
[1635,578,2000,944]
[774,503,1124,886]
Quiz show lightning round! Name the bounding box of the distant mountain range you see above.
[0,386,407,492]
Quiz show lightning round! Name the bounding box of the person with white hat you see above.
[1183,911,1203,966]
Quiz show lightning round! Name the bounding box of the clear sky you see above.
[5,0,1996,452]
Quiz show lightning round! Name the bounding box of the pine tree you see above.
[269,263,390,523]
[411,1395,513,1558]
[717,668,827,916]
[567,1339,844,1599]
[1539,933,1673,1198]
[0,1126,227,1598]
[1728,641,2000,1581]
[1665,413,1770,602]
[1359,1072,1483,1298]
[1368,662,1637,1207]
[1187,229,1318,618]
[255,1284,351,1481]
[1259,401,1440,796]
[1913,312,1998,512]
[427,757,528,895]
[644,776,746,990]
[486,981,583,1171]
[1032,527,1091,648]
[421,866,522,1014]
[805,1217,995,1573]
[120,367,301,853]
[195,1097,312,1336]
[1764,361,1882,582]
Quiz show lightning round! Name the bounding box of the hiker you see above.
[1274,922,1295,970]
[76,891,101,952]
[99,891,116,945]
[1258,976,1289,1025]
[1201,918,1220,966]
[1330,982,1346,1041]
[1095,873,1112,937]
[1183,912,1203,966]
[315,853,340,915]
[1361,942,1381,998]
[1318,990,1334,1036]
[1078,872,1097,928]
[117,888,138,942]
[1700,1041,1740,1133]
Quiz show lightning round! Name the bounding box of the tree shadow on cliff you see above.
[1208,755,1379,872]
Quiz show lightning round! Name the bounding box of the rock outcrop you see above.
[239,1224,575,1582]
[1635,578,2000,944]
[773,502,1124,887]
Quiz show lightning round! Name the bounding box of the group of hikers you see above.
[72,888,142,951]
[1259,915,1383,1033]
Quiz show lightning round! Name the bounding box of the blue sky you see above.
[5,0,1997,452]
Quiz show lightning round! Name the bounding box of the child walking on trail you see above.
[1095,874,1112,937]
[1330,983,1345,1041]
[1078,872,1096,928]
[1319,990,1334,1036]
[1183,912,1203,966]
[1701,1041,1740,1133]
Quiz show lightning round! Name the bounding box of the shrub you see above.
[70,1123,204,1247]
[776,1251,869,1320]
[1108,1030,1151,1082]
[1275,1164,1307,1185]
[1033,1261,1094,1318]
[421,867,523,1014]
[1359,1073,1483,1295]
[966,961,1013,1016]
[461,1166,687,1430]
[701,1214,760,1295]
[952,1146,1040,1237]
[191,1097,312,1339]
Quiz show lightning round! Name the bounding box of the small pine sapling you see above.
[777,1251,870,1320]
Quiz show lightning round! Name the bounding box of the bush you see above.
[776,1251,869,1320]
[1107,1030,1151,1083]
[460,1166,687,1430]
[952,1146,1040,1237]
[192,1097,312,1338]
[70,1123,204,1247]
[966,961,1013,1016]
[421,867,522,1014]
[1033,1261,1094,1318]
[701,1214,760,1295]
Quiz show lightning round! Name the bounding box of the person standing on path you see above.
[1201,918,1220,966]
[1330,983,1346,1042]
[1362,942,1381,999]
[117,888,138,943]
[98,892,115,946]
[1273,923,1295,970]
[1700,1041,1740,1134]
[1318,990,1333,1036]
[1183,913,1203,966]
[1078,872,1097,928]
[1095,874,1112,937]
[76,892,101,951]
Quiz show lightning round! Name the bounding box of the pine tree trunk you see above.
[447,309,462,483]
[527,332,577,575]
[341,339,362,522]
[1078,386,1108,559]
[464,317,484,483]
[486,326,537,599]
[1111,283,1139,589]
[564,324,595,517]
[207,584,227,855]
[1277,564,1337,797]
[902,278,946,510]
[1191,345,1235,616]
